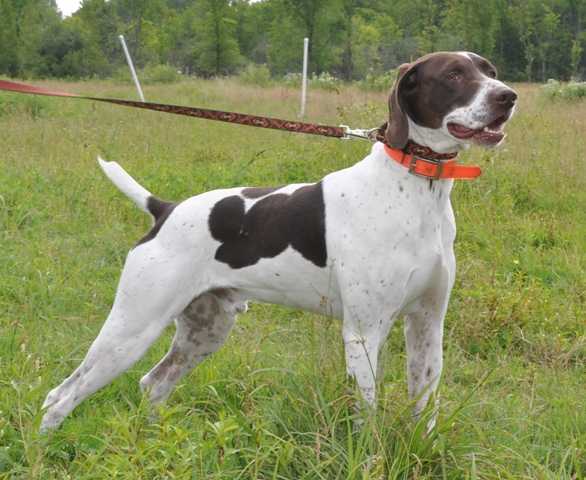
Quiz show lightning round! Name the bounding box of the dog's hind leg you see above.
[40,247,198,432]
[139,289,247,405]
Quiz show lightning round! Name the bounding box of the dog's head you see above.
[385,52,517,152]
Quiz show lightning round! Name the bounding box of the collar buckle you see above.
[408,156,444,180]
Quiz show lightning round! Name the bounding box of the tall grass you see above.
[0,79,584,478]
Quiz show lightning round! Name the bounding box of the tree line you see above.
[0,0,584,82]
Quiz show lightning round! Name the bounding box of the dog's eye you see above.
[446,70,463,81]
[487,69,497,78]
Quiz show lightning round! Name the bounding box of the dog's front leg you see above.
[343,325,381,406]
[342,301,395,408]
[404,287,451,431]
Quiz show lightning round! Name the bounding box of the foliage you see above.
[237,63,272,87]
[309,72,342,92]
[357,69,397,92]
[279,72,302,88]
[541,79,586,101]
[140,64,182,84]
[0,0,585,81]
[193,0,242,76]
[113,64,181,84]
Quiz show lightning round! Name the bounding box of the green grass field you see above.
[0,79,585,479]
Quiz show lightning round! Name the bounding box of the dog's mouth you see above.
[447,114,510,147]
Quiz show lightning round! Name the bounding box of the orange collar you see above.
[383,144,482,180]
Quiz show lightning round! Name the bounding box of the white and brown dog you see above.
[41,52,517,432]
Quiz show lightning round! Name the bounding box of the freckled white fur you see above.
[40,143,456,432]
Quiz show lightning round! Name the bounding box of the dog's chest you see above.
[322,147,455,306]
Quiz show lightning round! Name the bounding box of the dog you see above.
[40,51,517,432]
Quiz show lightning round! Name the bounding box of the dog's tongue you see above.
[448,123,477,139]
[472,128,505,146]
[448,122,505,146]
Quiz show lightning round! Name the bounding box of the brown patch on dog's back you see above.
[241,186,282,199]
[208,182,327,269]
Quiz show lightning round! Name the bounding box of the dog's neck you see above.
[407,118,468,154]
[401,140,458,162]
[371,143,454,202]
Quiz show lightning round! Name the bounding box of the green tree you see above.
[0,0,19,75]
[0,0,583,81]
[571,37,584,79]
[37,16,109,77]
[116,0,166,66]
[194,0,242,76]
[77,0,120,71]
[17,0,61,77]
[443,0,501,58]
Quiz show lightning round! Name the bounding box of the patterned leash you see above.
[0,79,381,142]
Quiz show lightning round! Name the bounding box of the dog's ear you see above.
[385,63,417,149]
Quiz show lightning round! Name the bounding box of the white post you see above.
[118,34,145,102]
[299,37,309,118]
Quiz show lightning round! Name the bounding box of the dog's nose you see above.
[494,88,518,108]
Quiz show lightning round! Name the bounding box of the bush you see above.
[140,64,182,84]
[112,64,181,85]
[309,72,342,92]
[238,64,272,87]
[280,72,302,88]
[541,79,586,100]
[276,72,341,91]
[357,70,397,92]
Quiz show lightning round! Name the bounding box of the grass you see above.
[0,78,585,479]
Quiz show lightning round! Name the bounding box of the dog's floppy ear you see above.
[385,63,416,149]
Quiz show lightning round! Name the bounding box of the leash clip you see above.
[340,125,379,141]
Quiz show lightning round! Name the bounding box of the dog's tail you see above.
[98,156,155,216]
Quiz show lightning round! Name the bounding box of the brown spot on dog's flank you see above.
[136,196,178,247]
[208,182,327,269]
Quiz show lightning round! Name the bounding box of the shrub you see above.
[541,79,586,100]
[276,72,342,91]
[238,64,272,87]
[280,72,302,88]
[112,64,181,85]
[357,70,397,92]
[309,72,342,92]
[140,64,182,84]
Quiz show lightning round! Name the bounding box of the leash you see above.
[0,79,481,179]
[0,79,378,141]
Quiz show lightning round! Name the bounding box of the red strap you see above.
[384,144,481,180]
[0,79,79,98]
[0,79,346,138]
